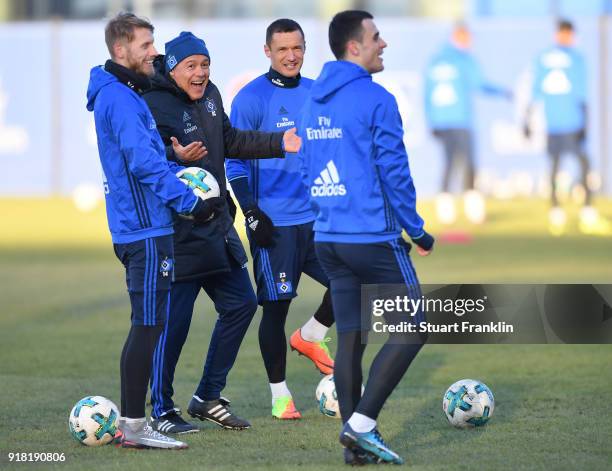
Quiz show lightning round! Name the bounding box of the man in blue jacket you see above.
[424,23,511,225]
[524,19,610,236]
[86,13,222,450]
[298,10,434,465]
[226,19,335,420]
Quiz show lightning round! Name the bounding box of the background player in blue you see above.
[86,13,222,450]
[298,10,434,465]
[424,23,512,225]
[227,19,335,420]
[142,32,302,434]
[524,19,610,236]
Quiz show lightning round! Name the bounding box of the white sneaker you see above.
[436,192,456,225]
[463,190,486,224]
[579,206,612,236]
[121,418,188,449]
[548,207,567,237]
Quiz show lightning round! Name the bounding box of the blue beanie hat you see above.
[165,31,210,72]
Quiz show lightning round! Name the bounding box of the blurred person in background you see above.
[524,19,610,236]
[226,18,335,421]
[142,31,301,434]
[424,22,512,225]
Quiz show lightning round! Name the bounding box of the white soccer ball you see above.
[177,167,220,201]
[69,396,119,446]
[442,379,495,428]
[315,374,364,419]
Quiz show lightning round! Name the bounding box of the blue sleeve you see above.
[166,159,184,174]
[297,103,317,212]
[371,92,425,238]
[229,176,255,211]
[297,138,318,213]
[225,90,261,184]
[112,97,197,214]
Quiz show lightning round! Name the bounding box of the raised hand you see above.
[282,127,302,153]
[171,136,207,162]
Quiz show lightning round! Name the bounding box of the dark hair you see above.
[266,18,305,46]
[328,10,373,59]
[105,12,154,58]
[557,19,574,32]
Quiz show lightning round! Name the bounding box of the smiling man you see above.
[227,19,336,421]
[297,11,434,465]
[141,31,302,435]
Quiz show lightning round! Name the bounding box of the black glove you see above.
[245,206,275,247]
[191,197,224,225]
[411,230,434,251]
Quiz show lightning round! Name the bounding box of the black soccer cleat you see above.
[339,423,404,465]
[343,447,376,466]
[151,408,199,435]
[187,397,251,430]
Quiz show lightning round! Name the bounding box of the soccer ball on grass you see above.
[315,374,364,419]
[442,379,494,428]
[68,396,119,446]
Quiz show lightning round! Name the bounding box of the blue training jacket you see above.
[226,74,314,226]
[424,44,508,129]
[298,60,426,244]
[532,46,587,134]
[86,65,198,244]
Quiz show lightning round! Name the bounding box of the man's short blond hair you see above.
[105,12,154,58]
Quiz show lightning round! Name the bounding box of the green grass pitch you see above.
[0,198,611,470]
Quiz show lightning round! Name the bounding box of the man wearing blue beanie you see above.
[143,31,301,434]
[165,32,210,73]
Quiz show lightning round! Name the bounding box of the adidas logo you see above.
[208,404,231,422]
[248,217,259,231]
[312,160,346,197]
[156,419,175,433]
[279,106,289,115]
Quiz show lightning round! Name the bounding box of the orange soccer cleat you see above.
[289,329,334,375]
[271,396,302,420]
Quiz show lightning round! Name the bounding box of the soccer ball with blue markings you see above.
[315,374,364,419]
[177,167,220,201]
[177,167,221,221]
[68,396,119,446]
[442,379,495,428]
